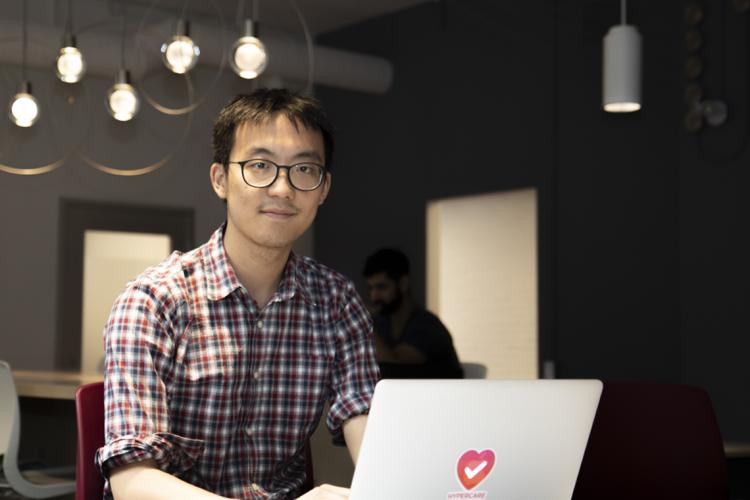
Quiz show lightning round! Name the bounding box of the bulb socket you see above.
[244,19,259,38]
[19,80,32,95]
[176,19,190,37]
[116,69,132,85]
[62,32,77,48]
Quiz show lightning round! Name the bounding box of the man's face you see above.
[366,272,403,315]
[210,115,330,251]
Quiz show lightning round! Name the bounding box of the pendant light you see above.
[106,10,139,121]
[9,82,40,128]
[161,19,200,74]
[107,69,139,122]
[56,0,86,83]
[230,0,268,79]
[602,0,642,113]
[8,0,40,128]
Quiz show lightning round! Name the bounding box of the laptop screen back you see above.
[350,379,602,500]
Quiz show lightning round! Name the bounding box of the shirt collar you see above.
[204,223,315,305]
[275,252,316,306]
[204,223,243,301]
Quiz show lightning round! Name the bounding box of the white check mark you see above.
[464,461,487,479]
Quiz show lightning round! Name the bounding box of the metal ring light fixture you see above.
[0,37,74,176]
[58,10,198,176]
[288,0,315,94]
[78,70,196,176]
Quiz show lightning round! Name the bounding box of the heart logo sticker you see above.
[456,449,496,491]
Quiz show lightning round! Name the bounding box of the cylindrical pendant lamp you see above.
[602,1,642,113]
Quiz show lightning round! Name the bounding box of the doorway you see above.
[56,199,194,371]
[426,188,538,379]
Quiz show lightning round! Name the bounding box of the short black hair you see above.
[212,88,335,170]
[363,248,410,281]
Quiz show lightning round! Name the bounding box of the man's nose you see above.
[267,169,294,198]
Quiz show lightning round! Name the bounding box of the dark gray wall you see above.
[0,68,248,370]
[314,1,559,367]
[555,0,682,380]
[677,0,750,443]
[313,0,750,441]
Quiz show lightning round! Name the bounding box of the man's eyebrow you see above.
[292,150,324,162]
[246,147,275,158]
[245,147,323,163]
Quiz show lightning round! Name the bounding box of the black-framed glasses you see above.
[229,158,326,191]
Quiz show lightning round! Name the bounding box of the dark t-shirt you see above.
[373,308,464,379]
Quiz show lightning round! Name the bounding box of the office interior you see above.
[1,0,749,498]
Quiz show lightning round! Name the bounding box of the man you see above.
[96,89,380,500]
[363,248,463,379]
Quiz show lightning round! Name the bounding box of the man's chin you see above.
[250,228,306,250]
[246,235,296,252]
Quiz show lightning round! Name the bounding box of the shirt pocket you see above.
[184,322,242,383]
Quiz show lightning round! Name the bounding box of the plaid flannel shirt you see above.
[95,224,379,499]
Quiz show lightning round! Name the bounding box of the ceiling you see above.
[0,0,433,37]
[127,0,435,35]
[0,0,430,94]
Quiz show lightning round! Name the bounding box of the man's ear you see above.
[398,275,409,294]
[210,163,228,200]
[318,172,332,206]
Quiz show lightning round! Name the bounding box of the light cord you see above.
[120,7,127,68]
[21,0,27,81]
[66,0,74,35]
[180,0,190,21]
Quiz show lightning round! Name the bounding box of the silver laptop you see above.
[350,379,602,500]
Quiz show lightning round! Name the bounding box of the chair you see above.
[0,360,76,498]
[74,381,104,500]
[460,362,488,379]
[572,381,729,500]
[74,381,315,499]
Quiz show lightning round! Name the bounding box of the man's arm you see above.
[341,415,368,464]
[102,285,226,500]
[290,416,367,499]
[110,460,234,500]
[373,334,427,364]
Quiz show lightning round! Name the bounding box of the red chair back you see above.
[572,381,729,500]
[75,381,105,500]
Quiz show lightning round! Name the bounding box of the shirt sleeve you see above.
[95,283,204,478]
[326,282,380,440]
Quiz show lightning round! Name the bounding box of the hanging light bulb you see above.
[602,0,642,112]
[9,0,39,127]
[8,81,40,128]
[161,19,200,74]
[231,19,268,79]
[106,69,139,122]
[56,33,86,83]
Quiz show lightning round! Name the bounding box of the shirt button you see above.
[257,320,264,329]
[253,370,261,380]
